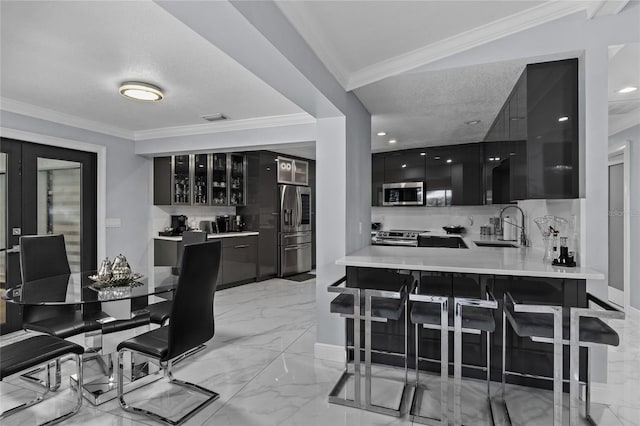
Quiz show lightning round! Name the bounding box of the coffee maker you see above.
[170,215,188,236]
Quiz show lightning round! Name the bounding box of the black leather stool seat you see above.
[102,315,150,335]
[411,300,495,332]
[330,293,403,320]
[118,326,170,361]
[145,300,173,325]
[508,308,619,346]
[24,310,109,339]
[1,335,84,379]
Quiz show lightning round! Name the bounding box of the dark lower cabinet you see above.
[344,266,587,391]
[221,236,258,285]
[153,236,257,288]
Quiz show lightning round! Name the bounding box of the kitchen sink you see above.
[474,241,519,248]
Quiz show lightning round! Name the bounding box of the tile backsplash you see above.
[372,199,582,259]
[153,205,236,233]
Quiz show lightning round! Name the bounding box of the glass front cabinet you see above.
[211,153,228,205]
[172,155,191,205]
[277,156,308,185]
[156,153,246,206]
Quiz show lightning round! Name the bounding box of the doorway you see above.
[0,138,97,334]
[608,151,629,309]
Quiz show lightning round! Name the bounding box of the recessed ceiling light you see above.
[465,120,481,125]
[420,152,426,156]
[618,86,638,94]
[119,81,164,102]
[558,116,569,122]
[401,164,407,168]
[377,132,387,136]
[446,159,452,163]
[388,139,397,144]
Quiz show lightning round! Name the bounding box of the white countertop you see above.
[337,240,604,280]
[155,231,259,242]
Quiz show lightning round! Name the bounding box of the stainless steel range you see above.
[371,230,428,247]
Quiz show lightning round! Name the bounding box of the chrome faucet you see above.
[500,205,528,247]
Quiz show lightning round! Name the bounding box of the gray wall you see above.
[0,110,152,275]
[610,124,640,309]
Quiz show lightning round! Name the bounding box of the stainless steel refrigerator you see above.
[278,184,312,277]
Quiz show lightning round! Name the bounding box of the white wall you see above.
[154,1,373,351]
[0,110,152,275]
[610,124,640,309]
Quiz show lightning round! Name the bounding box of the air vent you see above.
[201,113,227,122]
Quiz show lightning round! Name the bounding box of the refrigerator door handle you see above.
[297,190,302,228]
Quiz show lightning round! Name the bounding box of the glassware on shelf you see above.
[533,215,568,263]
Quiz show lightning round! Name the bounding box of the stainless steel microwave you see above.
[382,182,424,206]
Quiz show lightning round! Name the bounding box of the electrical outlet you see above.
[12,228,21,236]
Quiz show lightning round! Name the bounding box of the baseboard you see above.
[314,343,345,363]
[589,382,614,405]
[629,305,640,318]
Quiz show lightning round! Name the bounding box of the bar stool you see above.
[502,292,623,426]
[327,271,411,416]
[409,287,497,425]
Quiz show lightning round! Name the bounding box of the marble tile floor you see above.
[0,277,638,425]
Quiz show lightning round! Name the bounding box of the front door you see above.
[0,138,97,334]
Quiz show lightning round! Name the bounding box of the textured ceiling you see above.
[356,59,529,152]
[0,1,304,133]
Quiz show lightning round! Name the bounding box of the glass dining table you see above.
[4,270,178,405]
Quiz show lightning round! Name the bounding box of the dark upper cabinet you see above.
[449,144,483,206]
[526,59,578,199]
[483,141,526,204]
[153,157,172,206]
[483,58,578,200]
[384,149,426,183]
[371,154,385,206]
[425,147,452,206]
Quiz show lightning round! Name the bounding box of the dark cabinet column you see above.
[526,59,579,199]
[371,154,385,206]
[153,157,172,206]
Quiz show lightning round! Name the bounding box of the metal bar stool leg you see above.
[409,294,448,426]
[363,287,409,417]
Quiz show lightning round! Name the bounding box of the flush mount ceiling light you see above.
[618,86,638,94]
[119,82,164,102]
[558,116,569,122]
[388,139,397,144]
[377,132,387,136]
[464,120,481,125]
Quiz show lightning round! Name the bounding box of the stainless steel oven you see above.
[278,184,312,277]
[382,182,424,206]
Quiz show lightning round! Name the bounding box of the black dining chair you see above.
[19,234,105,390]
[147,231,208,326]
[116,239,221,425]
[1,335,84,425]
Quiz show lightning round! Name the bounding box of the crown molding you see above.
[0,97,134,140]
[609,108,640,136]
[275,2,350,89]
[133,113,315,141]
[587,0,630,18]
[346,1,591,91]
